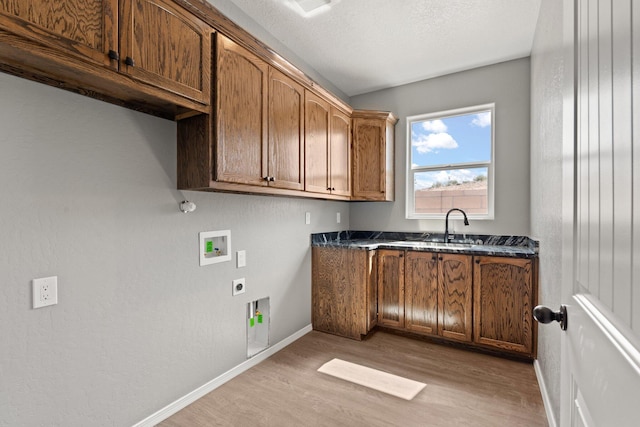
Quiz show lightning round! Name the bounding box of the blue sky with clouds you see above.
[411,110,492,189]
[411,110,491,167]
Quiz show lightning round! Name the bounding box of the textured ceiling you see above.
[223,0,542,97]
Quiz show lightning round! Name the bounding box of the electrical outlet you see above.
[33,276,58,309]
[232,278,246,296]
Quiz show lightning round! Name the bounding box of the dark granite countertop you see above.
[311,231,538,258]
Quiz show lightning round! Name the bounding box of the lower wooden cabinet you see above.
[312,246,537,358]
[312,247,377,340]
[438,253,473,342]
[400,251,472,343]
[405,251,438,335]
[377,250,405,328]
[473,256,536,355]
[379,250,535,356]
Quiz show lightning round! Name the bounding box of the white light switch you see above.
[305,212,311,225]
[337,212,341,223]
[237,250,246,268]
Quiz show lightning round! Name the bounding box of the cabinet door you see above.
[405,251,439,335]
[121,0,211,104]
[0,0,117,68]
[312,247,368,340]
[438,253,472,342]
[352,118,386,200]
[473,256,534,354]
[377,250,405,328]
[304,91,330,194]
[329,107,351,196]
[215,34,268,185]
[268,68,304,190]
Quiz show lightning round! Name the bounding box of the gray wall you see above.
[349,58,531,236]
[0,71,348,425]
[530,0,564,424]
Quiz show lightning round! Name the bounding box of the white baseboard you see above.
[132,324,313,427]
[534,359,558,427]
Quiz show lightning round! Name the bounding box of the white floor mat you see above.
[317,358,426,400]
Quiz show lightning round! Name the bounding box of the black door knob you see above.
[533,305,567,330]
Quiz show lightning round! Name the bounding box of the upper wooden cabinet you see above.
[214,34,304,190]
[0,0,394,198]
[120,0,212,105]
[352,110,397,201]
[329,107,351,196]
[304,90,351,198]
[473,256,536,355]
[304,91,331,195]
[0,0,211,117]
[268,68,305,190]
[0,0,397,200]
[0,0,118,68]
[215,33,269,186]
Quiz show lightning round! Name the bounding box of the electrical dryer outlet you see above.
[232,278,246,296]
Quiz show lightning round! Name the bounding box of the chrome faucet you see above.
[444,208,469,243]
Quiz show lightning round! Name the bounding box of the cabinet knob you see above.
[475,259,480,264]
[125,56,135,67]
[438,256,443,261]
[332,187,336,191]
[108,50,119,61]
[270,177,275,182]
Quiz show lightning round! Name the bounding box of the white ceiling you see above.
[224,0,542,97]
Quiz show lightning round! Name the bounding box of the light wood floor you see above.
[159,330,547,426]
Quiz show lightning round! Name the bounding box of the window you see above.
[406,104,494,219]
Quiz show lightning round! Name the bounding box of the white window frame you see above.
[405,103,495,220]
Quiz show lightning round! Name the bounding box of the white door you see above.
[552,0,640,425]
